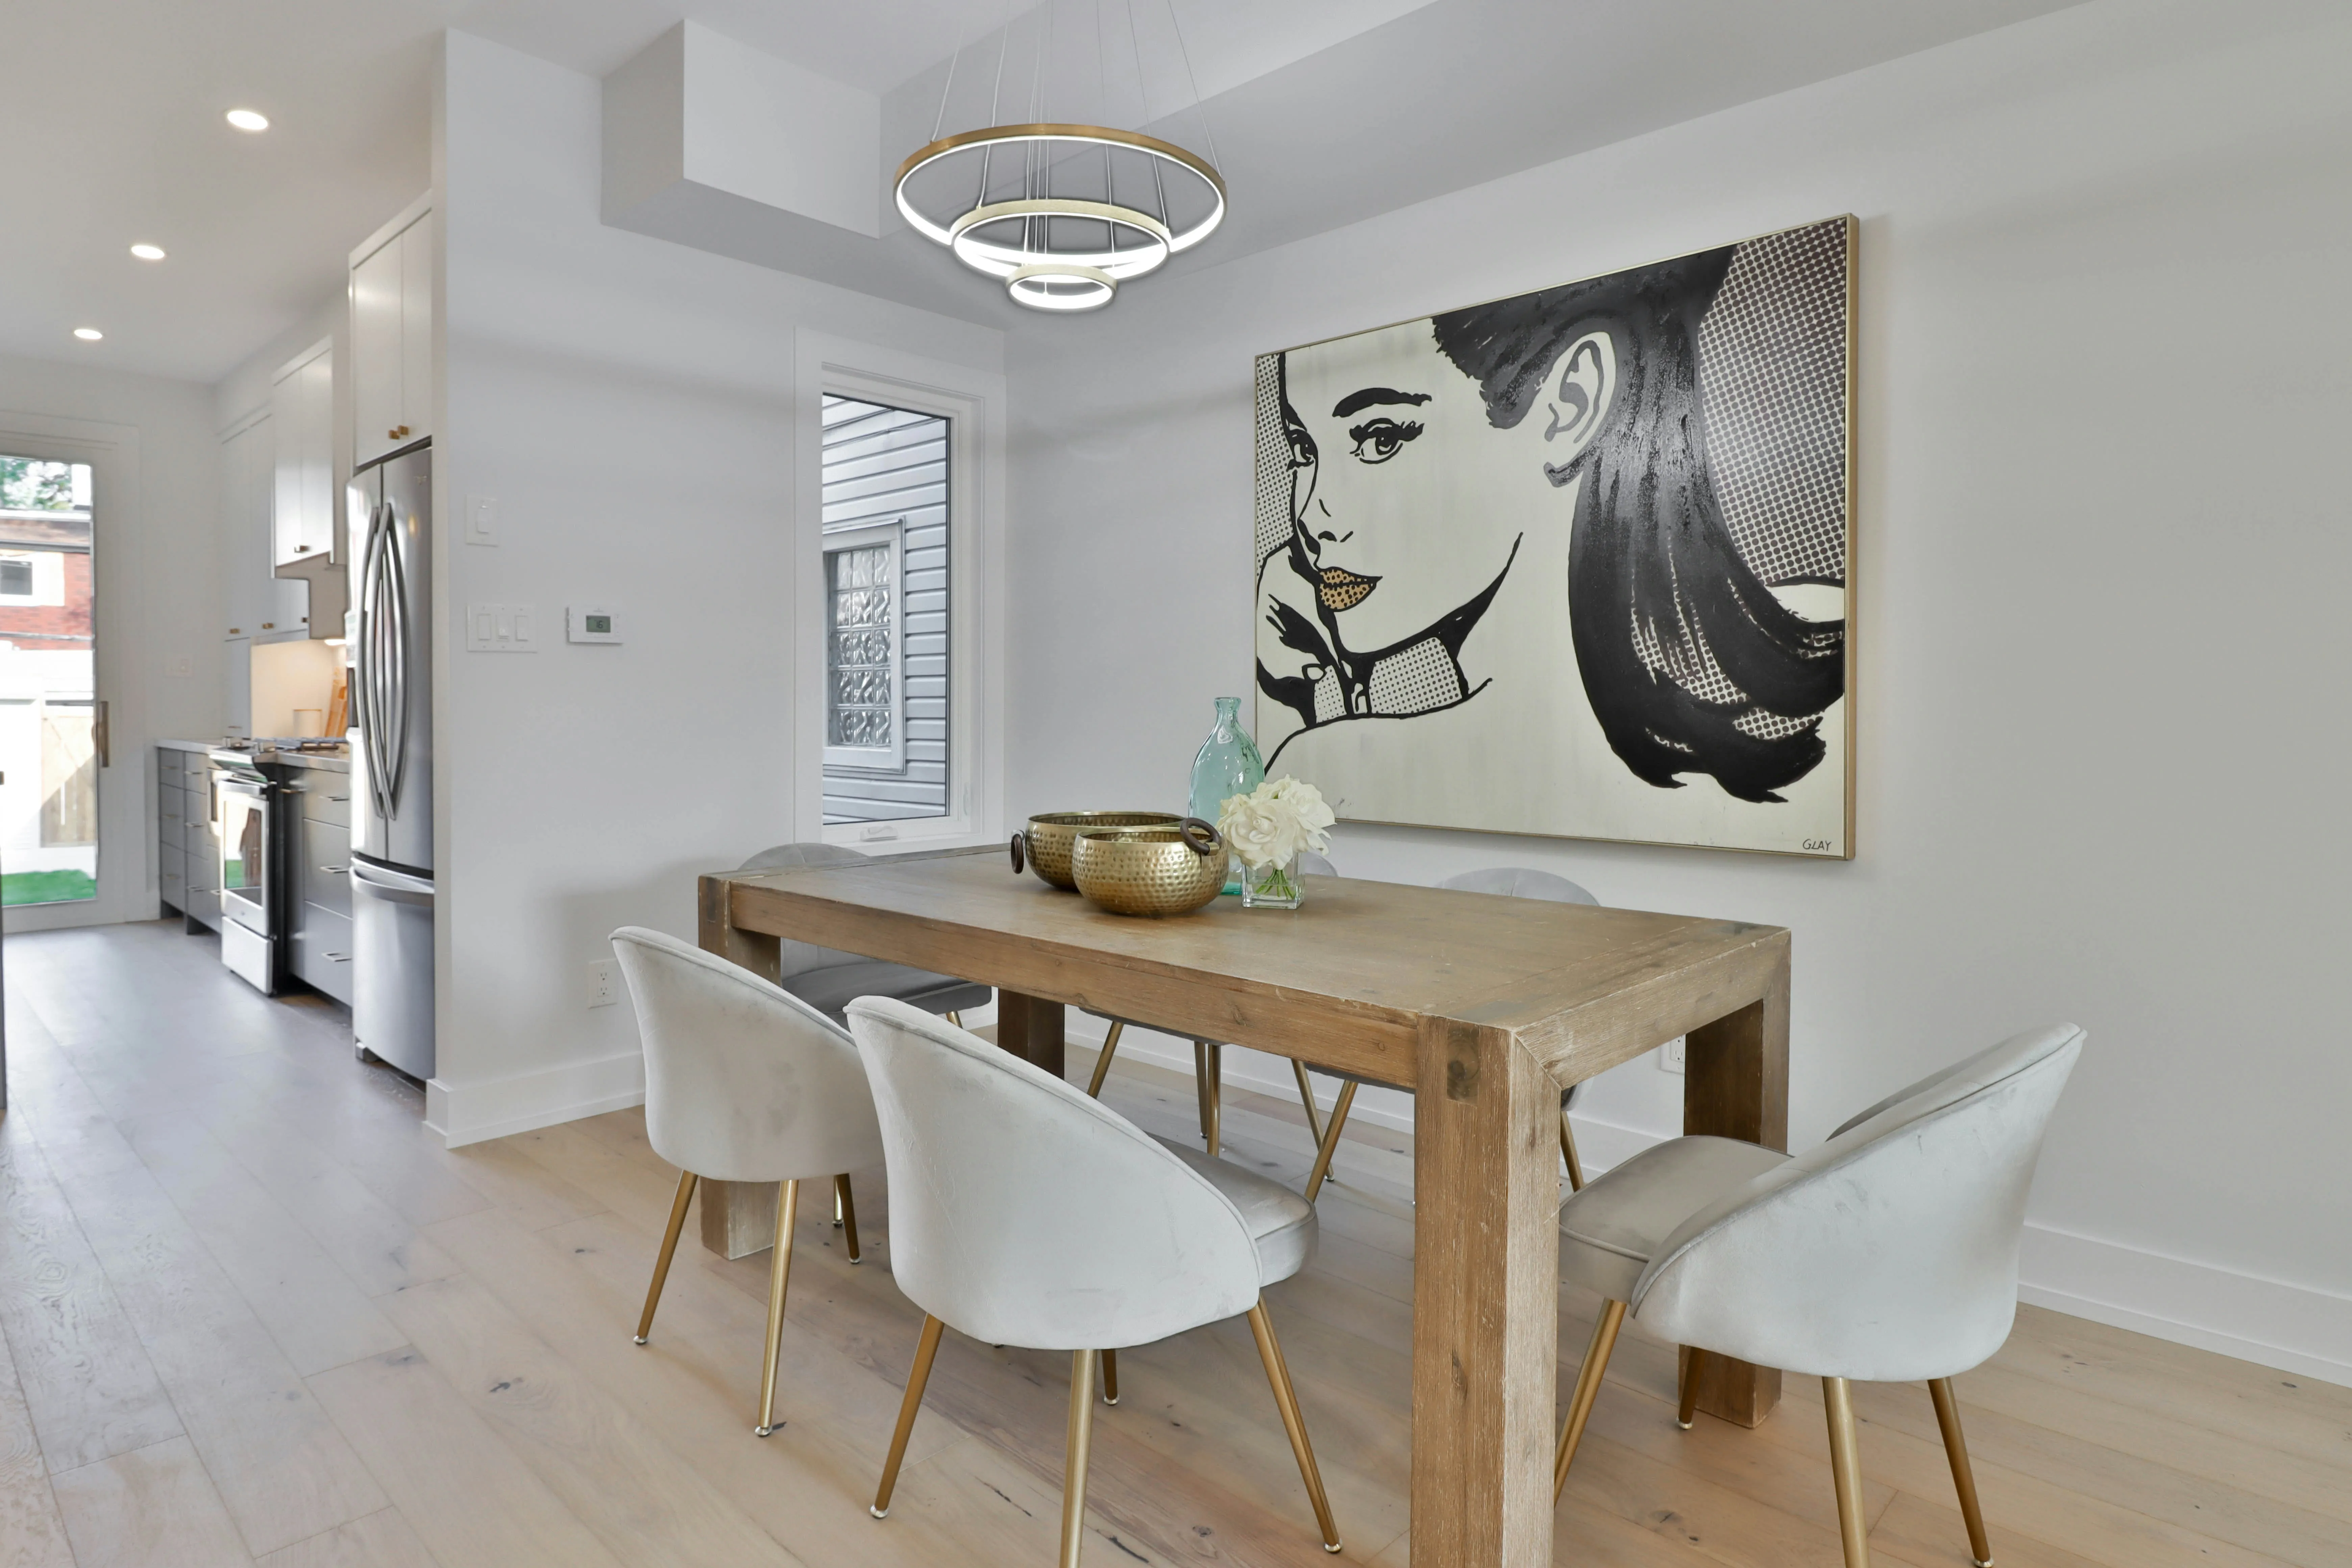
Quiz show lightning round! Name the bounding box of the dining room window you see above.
[820,396,950,826]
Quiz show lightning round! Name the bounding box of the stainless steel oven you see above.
[212,750,287,994]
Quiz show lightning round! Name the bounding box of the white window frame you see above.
[820,517,908,774]
[794,333,1005,852]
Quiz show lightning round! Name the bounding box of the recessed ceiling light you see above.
[73,328,104,342]
[130,243,167,261]
[225,108,270,132]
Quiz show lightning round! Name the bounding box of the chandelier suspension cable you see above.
[930,9,966,142]
[1163,0,1217,173]
[1126,0,1171,231]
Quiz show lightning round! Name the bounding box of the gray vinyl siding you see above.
[822,396,950,825]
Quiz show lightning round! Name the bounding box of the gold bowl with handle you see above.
[1011,811,1184,890]
[1071,820,1230,917]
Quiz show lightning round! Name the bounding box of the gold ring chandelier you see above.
[896,1,1226,313]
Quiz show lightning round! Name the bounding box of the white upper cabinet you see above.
[271,341,334,566]
[351,200,434,468]
[222,414,307,645]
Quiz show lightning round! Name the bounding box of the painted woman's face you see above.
[1281,319,1596,653]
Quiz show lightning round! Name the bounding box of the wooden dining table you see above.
[693,845,1790,1568]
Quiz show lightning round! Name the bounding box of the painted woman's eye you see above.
[1347,418,1423,464]
[1285,414,1317,470]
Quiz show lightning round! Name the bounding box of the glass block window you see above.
[820,396,950,825]
[825,535,900,757]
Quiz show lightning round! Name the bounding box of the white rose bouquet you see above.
[1215,776,1335,907]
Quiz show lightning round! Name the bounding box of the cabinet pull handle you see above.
[327,794,349,802]
[262,622,275,630]
[229,627,243,635]
[296,544,309,552]
[320,864,348,874]
[324,952,350,962]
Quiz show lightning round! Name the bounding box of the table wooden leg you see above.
[1681,960,1791,1428]
[1411,1017,1559,1568]
[995,989,1066,1079]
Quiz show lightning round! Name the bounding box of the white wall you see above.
[430,31,1003,1144]
[0,351,222,929]
[1000,0,2352,1381]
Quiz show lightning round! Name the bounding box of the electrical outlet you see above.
[586,959,617,1008]
[1659,1036,1686,1074]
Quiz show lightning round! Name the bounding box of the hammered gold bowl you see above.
[1071,826,1230,917]
[1013,811,1184,890]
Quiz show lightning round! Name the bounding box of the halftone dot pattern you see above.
[1254,354,1293,568]
[1698,218,1849,588]
[1367,637,1466,715]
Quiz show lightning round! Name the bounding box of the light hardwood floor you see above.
[1,921,2344,1568]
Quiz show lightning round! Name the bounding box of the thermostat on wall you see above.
[567,604,622,644]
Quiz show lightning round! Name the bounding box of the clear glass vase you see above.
[1241,855,1304,909]
[1189,696,1264,896]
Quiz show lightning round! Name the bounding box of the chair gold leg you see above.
[1247,1302,1343,1551]
[1085,1021,1125,1098]
[1100,1348,1119,1405]
[1302,1081,1358,1203]
[1560,1107,1585,1192]
[872,1314,945,1519]
[1059,1349,1100,1568]
[1290,1059,1326,1146]
[1930,1378,1994,1567]
[1554,1298,1626,1497]
[944,1010,962,1028]
[1823,1376,1872,1568]
[634,1170,697,1344]
[835,1174,861,1264]
[754,1179,800,1436]
[1677,1346,1704,1429]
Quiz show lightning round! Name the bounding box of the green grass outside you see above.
[3,869,97,906]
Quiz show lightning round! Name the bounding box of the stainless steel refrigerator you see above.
[350,441,435,1079]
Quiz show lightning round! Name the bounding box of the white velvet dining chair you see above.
[847,996,1342,1567]
[1551,1022,2086,1568]
[1287,865,1600,1201]
[610,925,886,1439]
[1078,847,1345,1156]
[737,842,992,1246]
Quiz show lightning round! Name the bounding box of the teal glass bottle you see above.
[1190,696,1265,896]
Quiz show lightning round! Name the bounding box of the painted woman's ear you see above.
[1538,330,1616,462]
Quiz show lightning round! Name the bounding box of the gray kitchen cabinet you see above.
[286,762,355,1004]
[156,745,220,931]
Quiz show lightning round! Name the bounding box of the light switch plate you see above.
[465,495,497,546]
[165,654,192,678]
[567,604,621,644]
[465,603,539,653]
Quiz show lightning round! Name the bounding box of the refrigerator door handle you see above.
[359,498,399,822]
[351,859,434,904]
[381,501,410,814]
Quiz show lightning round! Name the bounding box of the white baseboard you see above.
[2017,1224,2352,1388]
[426,1049,645,1148]
[1068,1013,2352,1390]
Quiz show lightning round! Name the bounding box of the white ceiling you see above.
[0,0,2085,385]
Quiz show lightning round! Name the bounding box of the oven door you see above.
[217,776,273,936]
